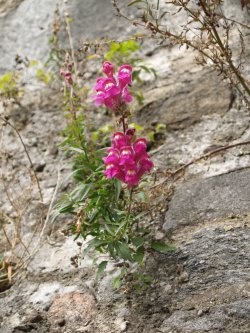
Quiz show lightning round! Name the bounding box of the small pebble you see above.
[164,284,173,295]
[197,309,203,316]
[179,271,189,283]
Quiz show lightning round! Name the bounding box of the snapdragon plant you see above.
[57,60,171,287]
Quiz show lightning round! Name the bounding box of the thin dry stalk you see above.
[112,0,250,105]
[0,115,43,202]
[152,139,250,189]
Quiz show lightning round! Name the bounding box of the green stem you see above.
[127,188,133,217]
[123,188,134,232]
[114,188,134,241]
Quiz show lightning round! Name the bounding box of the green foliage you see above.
[36,68,53,85]
[112,267,126,289]
[132,271,153,293]
[150,241,175,253]
[0,72,21,99]
[91,123,144,148]
[105,40,140,63]
[29,60,53,85]
[96,260,108,280]
[91,124,113,146]
[148,123,167,146]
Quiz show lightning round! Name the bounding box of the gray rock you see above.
[164,168,250,232]
[0,0,55,72]
[0,0,134,72]
[137,69,232,130]
[68,0,135,42]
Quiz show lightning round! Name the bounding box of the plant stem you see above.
[0,116,43,202]
[199,0,250,98]
[121,188,134,236]
[64,8,77,79]
[113,0,250,103]
[114,188,134,241]
[122,114,126,134]
[152,139,250,189]
[127,188,133,217]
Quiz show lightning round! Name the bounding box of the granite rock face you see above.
[0,0,54,72]
[163,168,250,232]
[0,0,133,72]
[0,1,250,333]
[137,69,232,130]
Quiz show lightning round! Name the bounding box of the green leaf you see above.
[50,209,61,223]
[132,69,142,82]
[0,72,18,95]
[83,238,107,255]
[108,243,115,258]
[133,246,144,264]
[129,123,144,132]
[71,183,92,202]
[116,242,133,261]
[139,65,151,73]
[104,222,116,236]
[36,68,52,85]
[134,211,148,220]
[156,123,166,132]
[112,275,122,289]
[150,67,157,79]
[114,179,122,202]
[88,209,100,223]
[150,241,175,253]
[105,40,140,61]
[96,261,108,279]
[132,237,144,248]
[141,274,153,284]
[122,40,140,53]
[138,65,157,79]
[134,91,144,105]
[29,60,39,67]
[149,131,155,142]
[59,202,74,213]
[67,146,87,155]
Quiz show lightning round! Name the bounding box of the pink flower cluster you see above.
[93,62,133,110]
[103,129,154,187]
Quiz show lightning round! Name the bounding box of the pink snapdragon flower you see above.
[103,129,154,187]
[93,62,133,110]
[117,64,132,88]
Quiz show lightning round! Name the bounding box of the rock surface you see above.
[0,1,250,333]
[0,0,133,73]
[137,67,232,130]
[164,168,250,232]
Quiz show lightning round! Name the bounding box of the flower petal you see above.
[118,64,132,88]
[113,132,130,149]
[102,61,114,77]
[125,169,139,187]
